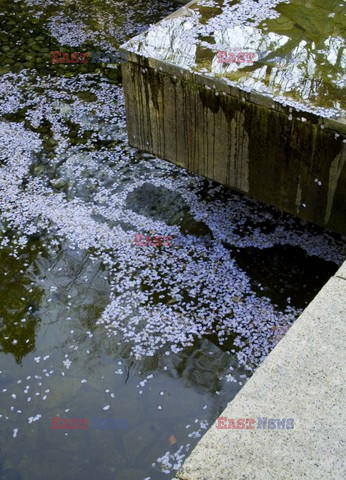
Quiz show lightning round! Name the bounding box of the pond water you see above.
[0,1,345,479]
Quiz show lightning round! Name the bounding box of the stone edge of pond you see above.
[119,37,346,235]
[119,0,346,127]
[175,260,346,480]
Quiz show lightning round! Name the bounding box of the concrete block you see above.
[120,0,346,235]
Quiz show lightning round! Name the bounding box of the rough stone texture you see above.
[120,0,346,235]
[177,262,346,480]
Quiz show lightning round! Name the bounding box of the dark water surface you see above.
[0,1,345,479]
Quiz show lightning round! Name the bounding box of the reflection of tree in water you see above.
[0,239,43,364]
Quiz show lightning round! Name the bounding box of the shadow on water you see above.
[126,183,213,237]
[226,243,339,310]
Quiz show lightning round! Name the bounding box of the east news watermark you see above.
[134,234,172,247]
[217,51,296,65]
[51,417,128,430]
[217,417,295,429]
[51,51,128,64]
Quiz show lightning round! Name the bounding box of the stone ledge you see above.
[120,0,346,236]
[120,56,346,234]
[119,49,346,135]
[121,0,345,121]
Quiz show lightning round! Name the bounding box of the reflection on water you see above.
[125,0,346,116]
[0,242,44,363]
[0,0,345,479]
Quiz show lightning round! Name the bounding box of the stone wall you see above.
[121,54,346,235]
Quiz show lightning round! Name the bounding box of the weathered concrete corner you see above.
[121,0,346,235]
[336,261,346,280]
[177,261,346,480]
